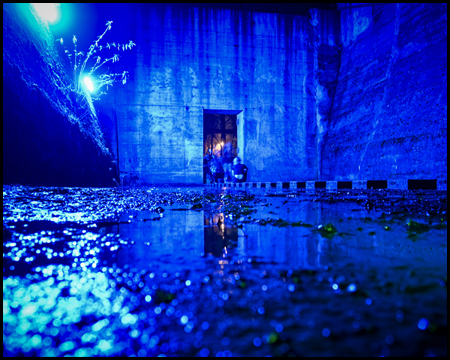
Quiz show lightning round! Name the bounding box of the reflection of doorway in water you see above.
[204,213,239,257]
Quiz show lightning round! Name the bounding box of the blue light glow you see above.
[83,76,94,93]
[31,3,60,23]
[2,2,448,357]
[253,338,262,347]
[199,348,210,357]
[418,318,429,330]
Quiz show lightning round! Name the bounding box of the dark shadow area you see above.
[337,181,352,189]
[408,179,437,190]
[367,180,388,189]
[315,181,326,188]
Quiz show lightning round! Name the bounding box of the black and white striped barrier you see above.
[207,179,446,190]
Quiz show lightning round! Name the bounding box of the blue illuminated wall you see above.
[104,4,341,184]
[3,3,447,186]
[320,3,447,181]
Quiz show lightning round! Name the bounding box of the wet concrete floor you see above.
[3,185,447,356]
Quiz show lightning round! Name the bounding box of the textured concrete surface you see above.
[321,3,447,182]
[3,3,116,187]
[3,3,446,187]
[437,179,447,191]
[103,4,340,184]
[388,179,408,190]
[326,181,338,190]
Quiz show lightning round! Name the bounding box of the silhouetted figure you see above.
[231,156,248,183]
[210,157,225,183]
[222,142,233,182]
[203,149,215,183]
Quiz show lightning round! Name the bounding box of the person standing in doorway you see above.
[231,157,248,183]
[203,149,215,183]
[222,142,233,182]
[210,156,225,183]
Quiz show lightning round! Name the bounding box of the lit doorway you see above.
[203,110,241,184]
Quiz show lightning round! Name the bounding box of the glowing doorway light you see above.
[83,76,94,93]
[31,3,60,23]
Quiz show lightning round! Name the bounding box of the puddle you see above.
[94,197,447,274]
[3,186,447,357]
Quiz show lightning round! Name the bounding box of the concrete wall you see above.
[7,3,443,186]
[104,4,340,184]
[3,3,117,187]
[321,3,447,181]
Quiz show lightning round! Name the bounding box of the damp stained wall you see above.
[4,3,446,187]
[104,4,340,184]
[321,3,447,181]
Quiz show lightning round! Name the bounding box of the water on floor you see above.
[3,185,447,356]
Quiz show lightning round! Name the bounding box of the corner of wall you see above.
[309,7,342,180]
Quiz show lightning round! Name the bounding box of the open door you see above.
[203,109,242,184]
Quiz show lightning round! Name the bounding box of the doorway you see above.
[203,110,241,184]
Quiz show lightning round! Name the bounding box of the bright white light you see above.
[83,76,94,93]
[180,315,188,325]
[31,3,60,23]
